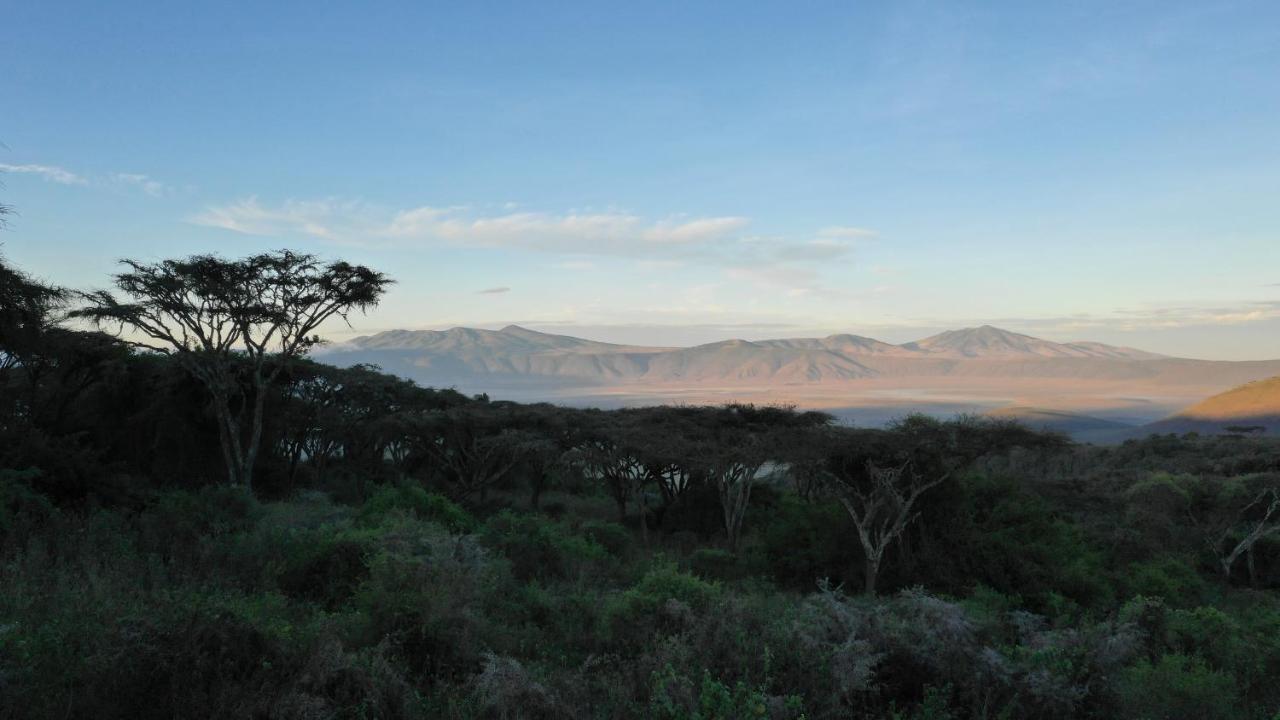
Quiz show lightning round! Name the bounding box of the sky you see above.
[2,0,1279,359]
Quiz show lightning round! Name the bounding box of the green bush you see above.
[138,485,259,561]
[750,495,857,589]
[1118,654,1239,720]
[1124,556,1209,606]
[354,544,490,682]
[579,519,633,557]
[602,564,721,648]
[648,666,791,720]
[687,547,743,581]
[479,510,608,582]
[936,473,1115,610]
[358,484,475,532]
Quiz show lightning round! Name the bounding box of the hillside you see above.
[1141,375,1280,436]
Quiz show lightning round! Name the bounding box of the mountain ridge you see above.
[318,323,1280,391]
[339,324,1164,361]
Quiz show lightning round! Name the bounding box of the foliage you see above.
[1118,654,1239,720]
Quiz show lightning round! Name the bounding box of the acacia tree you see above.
[831,460,947,596]
[693,404,830,553]
[0,257,68,373]
[404,403,543,503]
[566,434,647,522]
[74,250,390,491]
[779,424,843,502]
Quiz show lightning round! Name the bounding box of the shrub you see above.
[750,495,857,590]
[1123,556,1208,606]
[353,526,496,683]
[602,564,721,648]
[138,485,259,562]
[0,467,56,541]
[1118,654,1238,720]
[275,535,370,608]
[648,666,791,720]
[472,652,561,719]
[687,547,743,582]
[479,511,608,582]
[579,519,633,557]
[359,484,475,533]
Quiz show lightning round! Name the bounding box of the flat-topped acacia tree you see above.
[75,250,391,491]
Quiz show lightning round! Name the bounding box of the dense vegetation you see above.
[4,248,1280,719]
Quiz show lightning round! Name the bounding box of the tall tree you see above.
[74,250,390,491]
[831,460,947,596]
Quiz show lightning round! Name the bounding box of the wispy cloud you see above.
[192,198,749,256]
[382,206,749,255]
[478,286,511,295]
[0,163,86,185]
[191,196,871,270]
[190,197,376,241]
[1,162,172,197]
[113,173,167,197]
[191,196,878,298]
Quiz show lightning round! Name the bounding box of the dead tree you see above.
[833,461,947,596]
[1212,488,1280,582]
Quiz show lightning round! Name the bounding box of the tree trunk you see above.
[212,393,241,486]
[530,477,544,510]
[638,486,649,547]
[864,556,880,596]
[241,377,269,493]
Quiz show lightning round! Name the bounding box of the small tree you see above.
[832,460,947,596]
[75,250,390,491]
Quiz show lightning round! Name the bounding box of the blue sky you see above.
[3,1,1279,359]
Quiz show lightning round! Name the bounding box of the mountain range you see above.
[309,324,1280,440]
[321,324,1278,391]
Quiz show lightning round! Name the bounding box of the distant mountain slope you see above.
[346,325,663,355]
[985,406,1135,442]
[319,325,1280,394]
[1140,375,1280,436]
[905,325,1163,360]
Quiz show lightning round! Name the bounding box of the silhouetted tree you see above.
[566,430,647,523]
[404,403,543,503]
[74,251,391,491]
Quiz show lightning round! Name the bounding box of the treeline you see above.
[5,249,1280,719]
